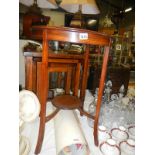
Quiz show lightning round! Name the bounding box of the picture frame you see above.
[116,44,122,50]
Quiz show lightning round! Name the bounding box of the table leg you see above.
[25,56,37,92]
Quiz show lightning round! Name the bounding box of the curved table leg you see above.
[35,103,46,154]
[94,46,110,146]
[35,62,48,154]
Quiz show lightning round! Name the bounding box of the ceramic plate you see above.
[19,136,30,155]
[19,90,40,122]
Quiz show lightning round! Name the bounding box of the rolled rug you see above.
[53,109,89,155]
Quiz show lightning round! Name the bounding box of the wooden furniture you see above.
[98,27,115,35]
[23,13,50,37]
[24,52,84,94]
[86,64,130,94]
[27,26,110,154]
[108,66,130,94]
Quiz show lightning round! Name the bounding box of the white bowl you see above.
[111,126,129,144]
[100,139,121,155]
[128,125,135,140]
[119,139,135,155]
[19,90,40,122]
[98,125,111,144]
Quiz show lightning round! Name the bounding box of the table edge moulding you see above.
[30,26,110,45]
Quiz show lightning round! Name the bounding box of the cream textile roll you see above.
[53,109,89,155]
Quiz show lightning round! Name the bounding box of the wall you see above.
[42,10,65,26]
